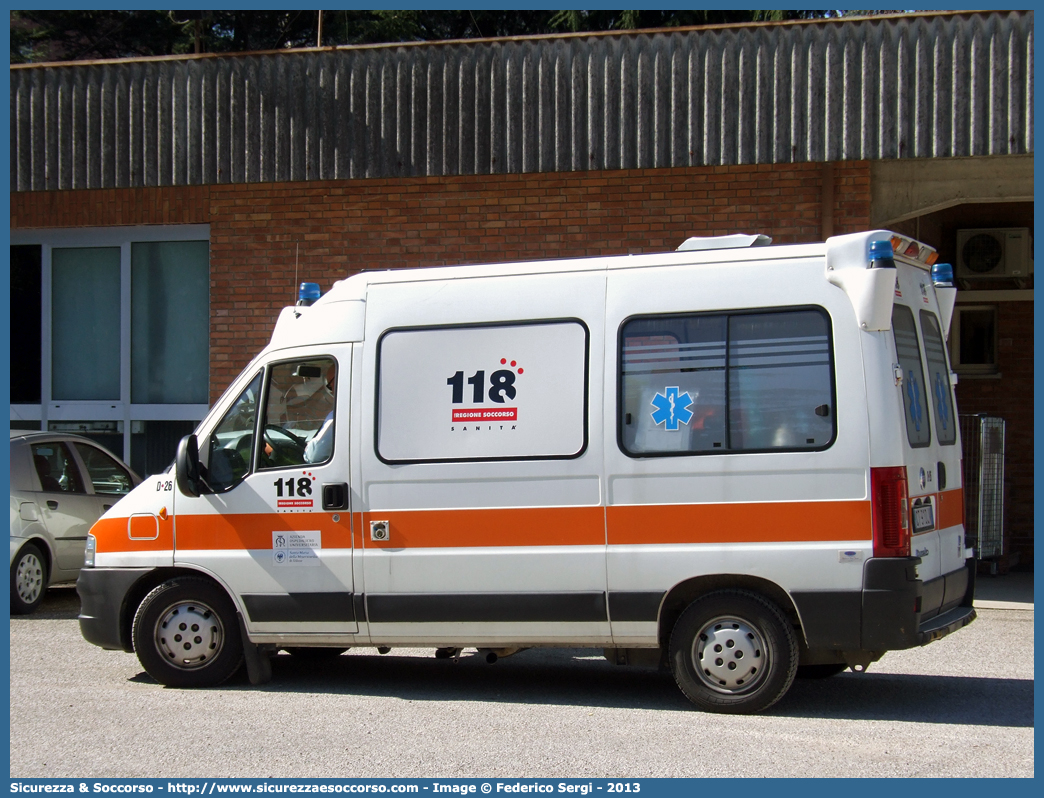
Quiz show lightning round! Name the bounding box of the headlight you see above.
[84,534,96,567]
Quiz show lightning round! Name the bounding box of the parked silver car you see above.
[10,430,141,613]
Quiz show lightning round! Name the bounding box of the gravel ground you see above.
[9,588,1033,778]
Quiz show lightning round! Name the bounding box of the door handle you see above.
[46,500,58,510]
[102,504,113,511]
[322,483,349,511]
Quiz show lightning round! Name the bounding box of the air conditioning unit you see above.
[956,228,1032,279]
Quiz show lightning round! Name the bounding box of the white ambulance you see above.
[78,230,976,714]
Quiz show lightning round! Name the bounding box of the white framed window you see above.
[10,225,210,476]
[949,305,999,376]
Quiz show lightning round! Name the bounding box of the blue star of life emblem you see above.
[651,386,694,431]
[906,371,924,431]
[933,372,950,431]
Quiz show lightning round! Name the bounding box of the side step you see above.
[917,605,976,645]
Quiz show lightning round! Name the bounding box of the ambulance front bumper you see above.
[77,567,154,652]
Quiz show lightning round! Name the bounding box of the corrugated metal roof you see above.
[9,11,1033,192]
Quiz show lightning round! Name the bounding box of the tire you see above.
[282,647,349,659]
[132,577,243,687]
[11,542,48,615]
[796,663,848,679]
[669,589,798,714]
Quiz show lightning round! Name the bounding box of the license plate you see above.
[912,501,935,533]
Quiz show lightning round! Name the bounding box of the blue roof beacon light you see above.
[931,262,955,287]
[868,239,896,269]
[297,282,321,307]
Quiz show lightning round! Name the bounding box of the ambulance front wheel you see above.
[669,589,798,714]
[132,577,244,688]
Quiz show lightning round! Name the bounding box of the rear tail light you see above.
[871,466,910,557]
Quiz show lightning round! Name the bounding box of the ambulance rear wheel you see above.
[132,578,243,688]
[669,589,797,714]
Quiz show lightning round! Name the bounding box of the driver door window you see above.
[259,358,337,470]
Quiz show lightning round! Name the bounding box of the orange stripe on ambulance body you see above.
[359,506,606,549]
[91,515,174,553]
[936,488,964,530]
[607,500,872,545]
[174,512,353,550]
[96,495,944,554]
[361,500,872,549]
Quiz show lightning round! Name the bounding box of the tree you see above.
[11,10,847,64]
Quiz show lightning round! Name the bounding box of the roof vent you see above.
[676,233,773,252]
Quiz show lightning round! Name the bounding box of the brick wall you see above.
[892,202,1034,569]
[11,185,211,227]
[12,161,870,394]
[954,301,1034,567]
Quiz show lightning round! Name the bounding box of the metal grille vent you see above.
[960,414,1006,558]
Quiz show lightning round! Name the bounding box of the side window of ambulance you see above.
[258,358,337,470]
[919,310,957,446]
[620,308,835,455]
[206,371,263,492]
[891,306,931,448]
[621,316,727,454]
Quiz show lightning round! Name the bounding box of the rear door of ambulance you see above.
[891,260,966,601]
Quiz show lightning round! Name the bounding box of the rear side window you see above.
[892,306,931,448]
[620,308,835,456]
[919,311,957,446]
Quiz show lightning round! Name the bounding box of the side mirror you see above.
[175,434,203,497]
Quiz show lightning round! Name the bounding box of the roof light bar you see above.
[889,234,939,267]
[868,239,896,268]
[931,262,955,287]
[297,282,321,307]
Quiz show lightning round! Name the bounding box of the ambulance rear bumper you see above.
[792,555,977,653]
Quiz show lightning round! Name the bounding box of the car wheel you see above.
[132,577,243,687]
[796,663,848,679]
[11,542,48,614]
[669,589,798,714]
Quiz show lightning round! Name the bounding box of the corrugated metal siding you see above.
[10,11,1033,192]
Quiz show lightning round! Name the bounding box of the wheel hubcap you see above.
[155,600,224,669]
[15,553,44,604]
[693,615,768,694]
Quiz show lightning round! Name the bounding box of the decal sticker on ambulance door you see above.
[376,320,588,463]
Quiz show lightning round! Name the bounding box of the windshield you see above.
[205,371,262,492]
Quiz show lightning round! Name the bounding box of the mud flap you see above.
[237,612,272,685]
